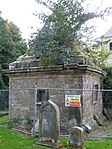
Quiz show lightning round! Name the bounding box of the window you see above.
[110,42,112,50]
[92,84,99,103]
[37,89,49,103]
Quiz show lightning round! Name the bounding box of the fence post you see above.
[32,88,37,137]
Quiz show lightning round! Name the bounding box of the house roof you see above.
[104,27,112,37]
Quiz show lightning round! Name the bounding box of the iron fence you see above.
[0,87,112,148]
[0,87,112,136]
[0,90,9,110]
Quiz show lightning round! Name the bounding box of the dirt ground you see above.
[87,120,112,137]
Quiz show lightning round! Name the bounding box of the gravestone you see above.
[68,106,83,148]
[69,126,83,149]
[38,100,62,148]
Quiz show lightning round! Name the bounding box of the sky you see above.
[0,0,112,41]
[0,0,44,40]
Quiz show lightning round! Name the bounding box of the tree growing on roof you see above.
[28,0,112,66]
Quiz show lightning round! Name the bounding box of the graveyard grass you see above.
[0,110,9,123]
[0,125,49,149]
[0,126,112,149]
[0,114,112,149]
[0,115,9,123]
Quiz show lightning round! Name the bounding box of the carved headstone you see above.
[39,100,60,145]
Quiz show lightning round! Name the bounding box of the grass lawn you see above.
[0,112,112,149]
[0,110,9,114]
[85,138,112,149]
[0,125,49,149]
[0,115,9,123]
[0,125,112,149]
[0,110,9,123]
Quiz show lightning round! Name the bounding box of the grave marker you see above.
[69,126,83,149]
[38,100,62,148]
[67,94,84,149]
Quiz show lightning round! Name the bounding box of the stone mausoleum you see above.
[4,55,103,132]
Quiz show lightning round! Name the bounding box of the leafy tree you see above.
[0,16,27,88]
[29,0,111,66]
[84,45,110,68]
[102,67,112,108]
[103,67,112,89]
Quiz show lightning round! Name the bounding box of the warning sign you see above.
[65,95,81,107]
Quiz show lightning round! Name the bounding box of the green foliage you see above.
[103,67,112,89]
[7,124,13,129]
[24,116,33,130]
[60,137,69,147]
[0,115,9,124]
[102,67,112,107]
[0,72,5,89]
[10,116,33,130]
[11,116,22,124]
[84,46,110,68]
[29,0,111,66]
[29,0,101,65]
[0,110,9,114]
[84,139,112,149]
[0,17,27,69]
[0,126,47,149]
[0,125,112,148]
[0,16,27,89]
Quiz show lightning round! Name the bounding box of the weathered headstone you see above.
[68,106,83,149]
[38,100,62,148]
[69,126,83,149]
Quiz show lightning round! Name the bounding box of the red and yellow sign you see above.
[65,95,81,107]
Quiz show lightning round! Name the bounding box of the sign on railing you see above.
[65,95,81,107]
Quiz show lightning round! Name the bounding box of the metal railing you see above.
[0,90,9,110]
[1,87,112,137]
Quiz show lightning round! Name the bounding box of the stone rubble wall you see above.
[8,68,102,133]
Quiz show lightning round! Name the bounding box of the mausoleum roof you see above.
[2,54,103,76]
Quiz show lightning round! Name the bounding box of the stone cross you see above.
[39,100,60,144]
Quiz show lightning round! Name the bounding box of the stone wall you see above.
[5,64,103,133]
[8,68,83,133]
[2,57,102,133]
[82,72,103,126]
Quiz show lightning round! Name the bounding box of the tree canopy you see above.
[28,0,111,66]
[0,17,27,69]
[0,16,27,88]
[84,43,111,68]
